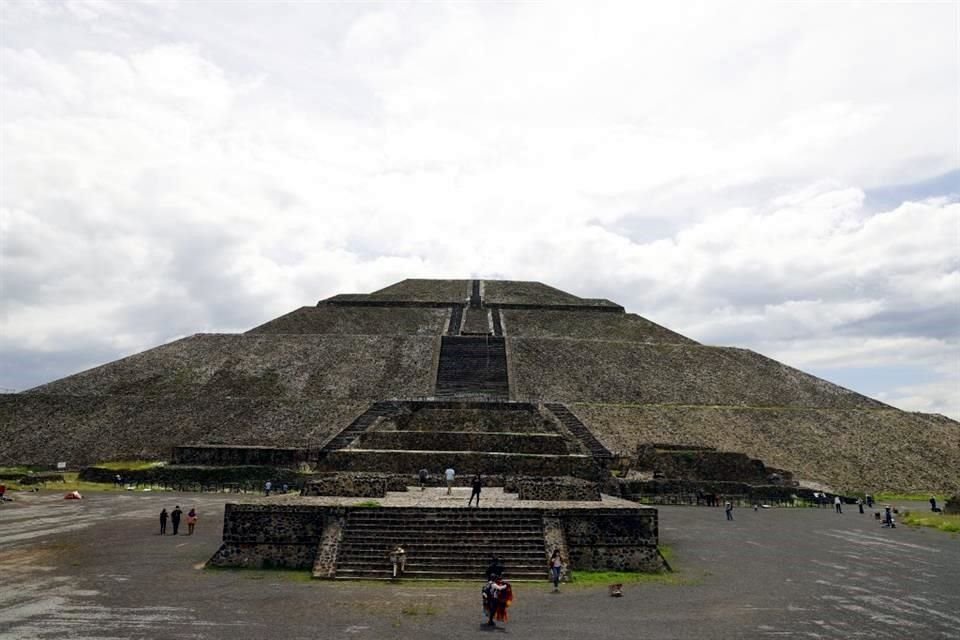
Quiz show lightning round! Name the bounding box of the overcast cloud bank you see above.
[1,1,957,418]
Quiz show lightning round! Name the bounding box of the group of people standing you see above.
[158,506,197,535]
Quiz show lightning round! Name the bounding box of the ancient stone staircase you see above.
[545,403,612,461]
[319,401,402,454]
[435,336,509,399]
[447,305,464,335]
[332,507,547,580]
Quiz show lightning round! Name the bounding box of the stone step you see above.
[338,542,545,553]
[333,568,547,581]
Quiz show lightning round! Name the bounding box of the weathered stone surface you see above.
[578,405,960,494]
[302,473,409,497]
[634,444,775,484]
[321,449,601,479]
[172,445,307,467]
[355,431,571,454]
[517,477,601,501]
[25,334,437,399]
[510,339,885,408]
[247,305,449,336]
[502,309,696,344]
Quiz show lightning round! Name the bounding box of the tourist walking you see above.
[445,467,455,495]
[834,496,843,513]
[389,544,406,578]
[264,480,272,496]
[866,494,874,508]
[725,501,734,521]
[857,498,864,514]
[468,473,482,507]
[930,496,941,513]
[159,508,168,535]
[883,505,896,528]
[171,505,182,535]
[482,576,513,627]
[187,508,198,535]
[549,549,563,592]
[418,468,429,491]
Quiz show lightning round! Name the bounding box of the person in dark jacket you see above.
[468,473,483,507]
[159,508,168,535]
[171,506,182,535]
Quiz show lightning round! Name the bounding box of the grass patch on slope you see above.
[901,512,960,534]
[873,492,944,503]
[96,460,166,471]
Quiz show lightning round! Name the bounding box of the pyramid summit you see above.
[2,278,958,493]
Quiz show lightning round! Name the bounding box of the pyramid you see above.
[2,278,957,493]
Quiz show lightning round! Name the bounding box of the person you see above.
[834,496,843,514]
[725,501,734,521]
[482,576,513,627]
[171,505,182,535]
[187,508,198,535]
[485,556,504,580]
[857,497,864,514]
[264,480,272,496]
[389,545,406,578]
[883,505,896,528]
[114,474,122,487]
[0,484,6,502]
[282,483,289,494]
[444,467,455,495]
[866,494,874,508]
[468,473,482,507]
[930,497,941,513]
[549,549,563,592]
[159,508,168,535]
[418,468,429,491]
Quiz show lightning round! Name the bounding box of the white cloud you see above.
[0,2,957,417]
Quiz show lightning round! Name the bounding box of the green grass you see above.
[354,500,382,508]
[96,460,165,471]
[901,512,960,534]
[873,493,943,503]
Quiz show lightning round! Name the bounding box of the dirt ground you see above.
[1,491,958,639]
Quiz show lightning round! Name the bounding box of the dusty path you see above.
[1,492,957,639]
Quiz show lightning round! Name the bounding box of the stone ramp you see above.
[330,507,546,580]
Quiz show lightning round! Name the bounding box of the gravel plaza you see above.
[1,490,957,640]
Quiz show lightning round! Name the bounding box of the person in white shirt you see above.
[445,467,455,495]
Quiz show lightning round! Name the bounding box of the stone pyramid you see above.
[2,278,957,493]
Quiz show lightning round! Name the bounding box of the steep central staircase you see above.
[333,507,547,580]
[435,336,509,399]
[319,401,402,454]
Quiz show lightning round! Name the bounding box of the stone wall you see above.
[517,477,601,501]
[302,473,409,497]
[634,445,772,484]
[577,404,960,494]
[554,508,666,572]
[389,405,554,434]
[79,465,303,488]
[172,445,308,467]
[209,502,665,575]
[355,431,570,454]
[321,450,601,479]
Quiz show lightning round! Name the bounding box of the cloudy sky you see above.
[1,1,958,418]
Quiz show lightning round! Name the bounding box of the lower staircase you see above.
[319,401,401,454]
[545,403,612,461]
[334,508,546,580]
